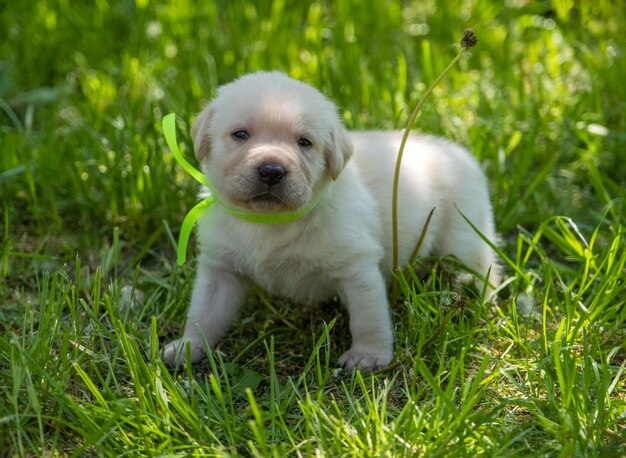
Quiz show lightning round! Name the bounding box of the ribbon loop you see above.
[162,113,211,188]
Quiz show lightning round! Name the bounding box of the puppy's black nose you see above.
[258,163,287,186]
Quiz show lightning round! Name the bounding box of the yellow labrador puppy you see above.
[162,71,499,371]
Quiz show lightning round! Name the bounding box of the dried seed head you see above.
[460,28,478,49]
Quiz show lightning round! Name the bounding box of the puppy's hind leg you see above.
[161,263,249,368]
[446,223,500,299]
[458,250,501,299]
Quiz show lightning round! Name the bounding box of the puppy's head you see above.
[190,71,353,213]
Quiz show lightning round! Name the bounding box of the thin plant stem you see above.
[391,28,478,291]
[391,50,465,274]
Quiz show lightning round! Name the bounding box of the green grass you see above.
[1,0,625,456]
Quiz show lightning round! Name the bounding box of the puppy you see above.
[162,71,500,371]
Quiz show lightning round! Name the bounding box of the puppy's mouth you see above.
[251,193,281,203]
[221,172,310,213]
[246,191,287,211]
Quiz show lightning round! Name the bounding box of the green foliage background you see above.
[1,0,625,456]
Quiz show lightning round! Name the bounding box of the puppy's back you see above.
[347,131,498,288]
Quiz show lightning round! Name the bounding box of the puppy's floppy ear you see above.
[326,124,353,180]
[190,104,213,160]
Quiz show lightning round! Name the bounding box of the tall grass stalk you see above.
[392,30,477,275]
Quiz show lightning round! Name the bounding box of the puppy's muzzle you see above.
[258,163,287,186]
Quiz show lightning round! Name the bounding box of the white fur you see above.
[162,71,500,371]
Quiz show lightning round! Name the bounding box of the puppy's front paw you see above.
[161,337,207,368]
[338,345,393,373]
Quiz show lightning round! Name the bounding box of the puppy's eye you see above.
[232,130,249,141]
[297,137,313,148]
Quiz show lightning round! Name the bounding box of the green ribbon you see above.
[162,113,324,265]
